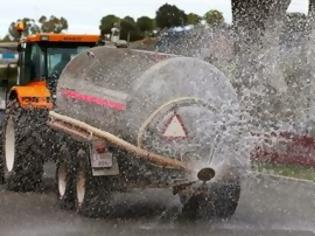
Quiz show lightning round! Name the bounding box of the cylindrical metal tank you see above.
[56,47,241,168]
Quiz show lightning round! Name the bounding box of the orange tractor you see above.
[0,23,100,191]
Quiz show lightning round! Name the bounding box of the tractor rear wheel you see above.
[1,99,44,191]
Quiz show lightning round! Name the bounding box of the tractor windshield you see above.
[20,42,94,85]
[46,46,90,77]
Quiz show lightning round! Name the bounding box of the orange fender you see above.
[10,81,53,110]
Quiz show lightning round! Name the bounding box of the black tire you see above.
[210,182,241,219]
[1,99,44,191]
[0,110,5,184]
[74,147,112,218]
[56,142,78,210]
[180,178,240,221]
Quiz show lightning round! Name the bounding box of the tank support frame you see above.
[48,111,192,172]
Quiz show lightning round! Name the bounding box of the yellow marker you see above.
[15,21,25,33]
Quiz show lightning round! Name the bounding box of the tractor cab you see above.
[11,33,100,109]
[18,34,99,85]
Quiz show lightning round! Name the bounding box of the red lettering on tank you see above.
[61,88,126,111]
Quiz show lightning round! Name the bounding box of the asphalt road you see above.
[0,164,315,236]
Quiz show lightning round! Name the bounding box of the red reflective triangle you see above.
[162,114,188,139]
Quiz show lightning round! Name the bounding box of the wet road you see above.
[0,167,315,236]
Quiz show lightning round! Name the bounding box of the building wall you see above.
[0,49,18,65]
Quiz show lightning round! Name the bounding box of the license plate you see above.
[90,149,113,168]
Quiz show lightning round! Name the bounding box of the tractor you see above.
[0,22,100,191]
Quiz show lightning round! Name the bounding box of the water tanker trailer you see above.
[49,46,245,219]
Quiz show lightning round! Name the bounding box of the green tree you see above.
[7,16,68,41]
[8,18,40,41]
[156,4,187,28]
[99,15,120,35]
[124,16,136,24]
[204,10,224,26]
[120,19,143,42]
[187,13,202,25]
[137,16,154,33]
[39,15,68,33]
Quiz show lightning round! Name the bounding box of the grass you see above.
[252,161,315,182]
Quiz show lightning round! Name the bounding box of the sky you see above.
[0,0,309,38]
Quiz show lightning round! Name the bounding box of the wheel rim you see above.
[5,117,15,172]
[57,163,67,198]
[76,168,86,206]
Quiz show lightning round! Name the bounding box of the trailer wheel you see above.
[210,182,240,219]
[75,148,112,217]
[56,143,78,210]
[1,100,44,191]
[180,179,240,221]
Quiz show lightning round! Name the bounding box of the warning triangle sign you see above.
[163,114,188,139]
